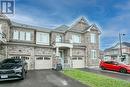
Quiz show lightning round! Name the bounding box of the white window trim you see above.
[13,30,19,40]
[56,35,62,43]
[72,34,81,43]
[36,32,49,45]
[20,31,25,40]
[91,33,96,43]
[13,30,32,41]
[91,50,97,59]
[25,32,31,41]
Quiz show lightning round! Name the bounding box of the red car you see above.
[100,60,130,73]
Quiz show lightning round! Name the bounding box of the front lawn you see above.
[63,69,130,87]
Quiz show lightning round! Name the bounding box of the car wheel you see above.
[120,68,127,73]
[21,69,26,80]
[100,66,105,70]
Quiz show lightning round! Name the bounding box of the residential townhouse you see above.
[0,14,101,70]
[104,42,130,64]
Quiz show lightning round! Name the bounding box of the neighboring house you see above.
[104,42,130,64]
[99,50,104,60]
[0,14,101,70]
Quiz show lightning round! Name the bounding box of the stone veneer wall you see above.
[7,45,53,70]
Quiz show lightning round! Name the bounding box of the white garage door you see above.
[72,57,84,68]
[10,56,31,70]
[35,56,52,69]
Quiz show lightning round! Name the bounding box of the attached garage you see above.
[10,56,31,70]
[72,57,85,68]
[35,56,52,69]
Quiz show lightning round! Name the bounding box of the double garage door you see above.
[35,56,52,69]
[72,57,85,68]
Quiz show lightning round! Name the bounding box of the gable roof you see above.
[6,16,101,34]
[53,25,69,33]
[68,16,89,31]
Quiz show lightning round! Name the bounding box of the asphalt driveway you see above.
[0,70,88,87]
[81,68,130,82]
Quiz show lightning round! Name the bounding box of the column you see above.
[70,48,72,68]
[56,47,59,56]
[70,48,72,57]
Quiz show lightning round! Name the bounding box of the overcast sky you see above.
[7,0,130,50]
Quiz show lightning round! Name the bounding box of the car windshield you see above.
[1,59,22,64]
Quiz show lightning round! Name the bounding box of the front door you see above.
[59,50,64,68]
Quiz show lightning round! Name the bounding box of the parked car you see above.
[0,58,28,81]
[100,60,130,73]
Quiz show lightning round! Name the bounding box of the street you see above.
[81,68,130,82]
[0,70,88,87]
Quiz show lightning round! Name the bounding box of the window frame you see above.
[25,32,31,41]
[72,34,81,43]
[91,50,97,59]
[56,35,62,43]
[20,31,25,40]
[13,30,19,40]
[36,32,49,45]
[91,33,96,43]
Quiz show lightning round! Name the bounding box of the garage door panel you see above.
[35,56,52,69]
[72,57,84,68]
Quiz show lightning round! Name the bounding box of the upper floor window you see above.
[20,31,25,40]
[36,32,49,45]
[91,33,96,43]
[56,35,62,42]
[72,34,81,43]
[25,32,31,41]
[13,30,31,41]
[13,30,19,40]
[91,50,97,59]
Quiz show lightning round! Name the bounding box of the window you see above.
[104,61,113,64]
[25,32,31,41]
[13,30,32,41]
[72,57,77,60]
[13,30,19,40]
[44,57,50,60]
[20,31,25,40]
[72,34,81,43]
[91,50,97,59]
[78,57,82,60]
[36,57,43,60]
[91,33,96,43]
[36,32,49,45]
[56,35,62,42]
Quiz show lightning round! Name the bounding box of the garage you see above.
[72,57,85,68]
[10,56,31,70]
[35,56,52,69]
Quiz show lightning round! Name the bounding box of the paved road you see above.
[0,70,88,87]
[81,68,130,82]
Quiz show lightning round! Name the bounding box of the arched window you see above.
[56,35,62,42]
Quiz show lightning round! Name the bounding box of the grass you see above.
[63,69,130,87]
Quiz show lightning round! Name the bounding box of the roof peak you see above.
[77,16,89,24]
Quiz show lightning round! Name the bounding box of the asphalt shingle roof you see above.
[104,42,130,51]
[11,21,51,32]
